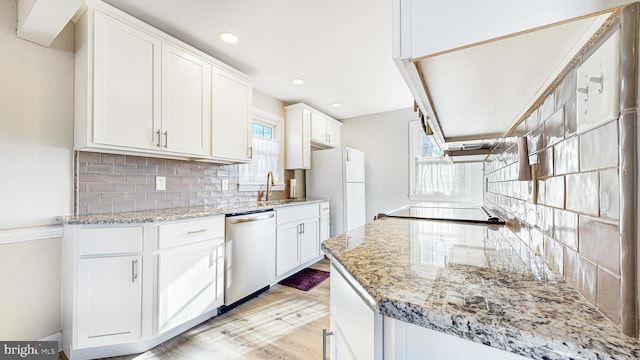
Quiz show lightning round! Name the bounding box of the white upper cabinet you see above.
[211,67,252,163]
[285,104,312,169]
[310,111,342,148]
[74,2,252,162]
[285,103,341,169]
[89,10,161,151]
[161,44,211,156]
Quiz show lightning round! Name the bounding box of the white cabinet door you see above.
[301,109,312,168]
[299,217,319,264]
[276,222,300,276]
[77,255,142,348]
[326,119,342,147]
[310,112,327,144]
[157,239,223,333]
[330,265,383,360]
[285,106,312,169]
[162,44,211,156]
[212,68,252,162]
[92,11,161,150]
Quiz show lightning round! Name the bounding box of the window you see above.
[408,121,470,201]
[238,109,285,191]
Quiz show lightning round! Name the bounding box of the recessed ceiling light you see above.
[291,78,305,85]
[331,103,342,108]
[219,32,239,45]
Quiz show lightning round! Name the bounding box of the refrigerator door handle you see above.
[346,148,351,162]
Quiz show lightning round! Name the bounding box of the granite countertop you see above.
[321,217,640,360]
[56,198,328,225]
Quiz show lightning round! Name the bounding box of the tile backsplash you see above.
[75,151,291,215]
[484,37,624,327]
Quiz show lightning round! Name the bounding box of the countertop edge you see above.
[320,229,639,360]
[57,199,329,225]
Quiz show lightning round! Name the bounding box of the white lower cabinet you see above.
[275,204,324,278]
[62,216,225,360]
[156,218,225,334]
[276,204,323,278]
[276,221,301,276]
[328,264,530,360]
[77,255,142,348]
[329,264,382,360]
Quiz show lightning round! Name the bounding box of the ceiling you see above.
[102,0,414,120]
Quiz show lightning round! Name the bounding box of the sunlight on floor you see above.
[126,286,329,360]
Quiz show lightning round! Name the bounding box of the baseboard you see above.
[39,331,63,351]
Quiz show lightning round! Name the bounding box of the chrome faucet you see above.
[266,171,275,201]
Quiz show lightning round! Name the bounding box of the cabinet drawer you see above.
[158,216,224,249]
[320,202,330,215]
[78,227,143,256]
[277,204,319,225]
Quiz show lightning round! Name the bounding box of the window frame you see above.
[408,121,472,202]
[238,109,285,192]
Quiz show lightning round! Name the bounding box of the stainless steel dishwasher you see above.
[223,210,276,308]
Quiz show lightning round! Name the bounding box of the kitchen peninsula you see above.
[321,217,640,359]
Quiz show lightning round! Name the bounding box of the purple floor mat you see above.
[278,268,330,291]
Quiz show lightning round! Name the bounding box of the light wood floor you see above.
[104,258,330,360]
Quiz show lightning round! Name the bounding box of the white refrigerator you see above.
[306,147,366,237]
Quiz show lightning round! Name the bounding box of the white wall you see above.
[341,108,484,221]
[0,0,74,229]
[0,0,74,341]
[340,108,414,221]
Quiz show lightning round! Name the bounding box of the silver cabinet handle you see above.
[229,213,275,224]
[131,259,138,283]
[163,131,168,148]
[155,130,161,148]
[347,148,351,161]
[187,229,208,235]
[322,328,333,360]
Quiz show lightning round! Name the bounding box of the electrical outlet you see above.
[155,176,166,191]
[221,179,229,191]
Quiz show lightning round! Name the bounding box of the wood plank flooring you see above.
[104,258,330,360]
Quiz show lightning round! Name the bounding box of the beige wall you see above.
[0,0,74,229]
[252,88,285,118]
[0,0,74,341]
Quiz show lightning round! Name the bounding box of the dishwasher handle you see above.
[228,213,275,224]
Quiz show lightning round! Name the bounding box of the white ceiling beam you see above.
[17,0,84,47]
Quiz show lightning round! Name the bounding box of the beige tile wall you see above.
[75,151,292,215]
[484,72,623,326]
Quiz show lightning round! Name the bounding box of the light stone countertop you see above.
[321,217,640,360]
[56,199,328,225]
